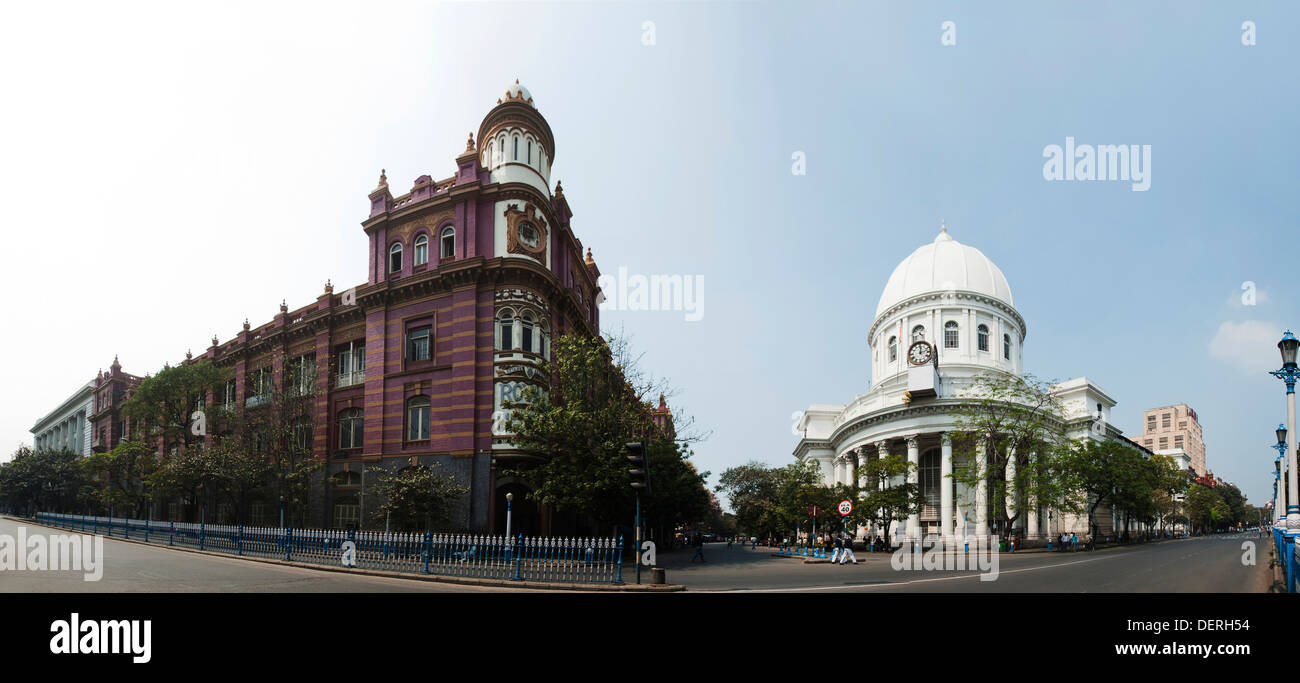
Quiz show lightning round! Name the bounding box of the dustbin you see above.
[650,568,666,585]
[998,540,1006,552]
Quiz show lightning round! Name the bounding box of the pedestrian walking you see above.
[1071,532,1078,552]
[727,536,734,550]
[830,535,843,564]
[690,533,706,562]
[751,536,757,550]
[839,535,857,564]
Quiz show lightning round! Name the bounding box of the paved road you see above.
[0,517,529,593]
[656,534,1272,592]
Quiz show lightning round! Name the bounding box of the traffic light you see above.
[626,440,651,494]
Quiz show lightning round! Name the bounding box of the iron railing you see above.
[34,512,624,585]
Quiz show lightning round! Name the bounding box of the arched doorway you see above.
[495,483,540,537]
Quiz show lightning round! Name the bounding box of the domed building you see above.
[794,224,1127,545]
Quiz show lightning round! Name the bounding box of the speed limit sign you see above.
[837,499,853,516]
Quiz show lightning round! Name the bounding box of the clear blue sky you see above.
[2,1,1295,509]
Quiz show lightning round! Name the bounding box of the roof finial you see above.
[378,168,387,188]
[584,247,594,266]
[467,131,475,151]
[940,219,946,234]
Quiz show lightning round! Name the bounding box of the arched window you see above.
[888,336,898,362]
[488,141,495,167]
[527,140,533,165]
[977,324,989,352]
[331,471,361,486]
[441,227,455,259]
[944,321,959,349]
[338,408,363,449]
[1003,334,1012,360]
[497,309,514,351]
[407,396,430,441]
[539,318,549,360]
[911,325,926,342]
[414,234,428,266]
[513,135,519,160]
[389,242,403,273]
[521,311,534,353]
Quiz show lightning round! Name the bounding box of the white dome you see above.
[499,79,535,108]
[874,226,1014,317]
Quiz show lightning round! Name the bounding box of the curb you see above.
[5,516,685,593]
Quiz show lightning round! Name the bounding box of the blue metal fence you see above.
[35,512,625,585]
[1274,527,1298,594]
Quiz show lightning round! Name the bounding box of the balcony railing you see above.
[335,370,366,388]
[245,394,269,408]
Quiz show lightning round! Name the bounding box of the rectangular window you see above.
[336,341,366,387]
[289,355,316,396]
[1162,413,1171,428]
[944,327,958,349]
[1159,437,1169,448]
[1175,435,1184,448]
[224,379,237,407]
[408,401,430,441]
[406,326,431,362]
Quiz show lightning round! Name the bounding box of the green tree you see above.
[80,439,159,517]
[715,461,786,541]
[855,454,920,550]
[505,333,706,534]
[370,463,469,532]
[0,446,88,515]
[123,360,229,450]
[950,372,1070,541]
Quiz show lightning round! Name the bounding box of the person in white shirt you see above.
[839,535,857,564]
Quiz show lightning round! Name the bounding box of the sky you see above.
[1,1,1296,510]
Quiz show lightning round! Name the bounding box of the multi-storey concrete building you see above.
[31,381,96,456]
[1134,404,1205,476]
[193,81,601,534]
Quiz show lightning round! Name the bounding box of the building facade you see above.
[1133,404,1205,476]
[31,381,97,457]
[88,357,145,454]
[190,81,601,533]
[794,226,1131,543]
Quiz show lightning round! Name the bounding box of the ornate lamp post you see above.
[1269,331,1300,529]
[505,492,514,540]
[1273,424,1288,526]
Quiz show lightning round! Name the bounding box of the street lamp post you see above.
[1269,330,1300,529]
[505,492,514,540]
[1273,424,1288,526]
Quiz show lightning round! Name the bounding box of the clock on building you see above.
[907,340,933,366]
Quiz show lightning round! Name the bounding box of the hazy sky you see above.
[2,1,1296,509]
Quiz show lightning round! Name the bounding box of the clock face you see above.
[907,340,933,366]
[519,223,539,249]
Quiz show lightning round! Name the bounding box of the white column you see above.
[1006,447,1017,521]
[856,448,869,490]
[833,457,843,486]
[844,455,856,490]
[1026,451,1039,539]
[876,441,889,538]
[940,433,953,544]
[975,437,989,540]
[906,435,920,541]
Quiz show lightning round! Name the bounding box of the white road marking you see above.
[710,553,1130,592]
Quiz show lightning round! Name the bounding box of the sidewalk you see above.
[5,515,684,592]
